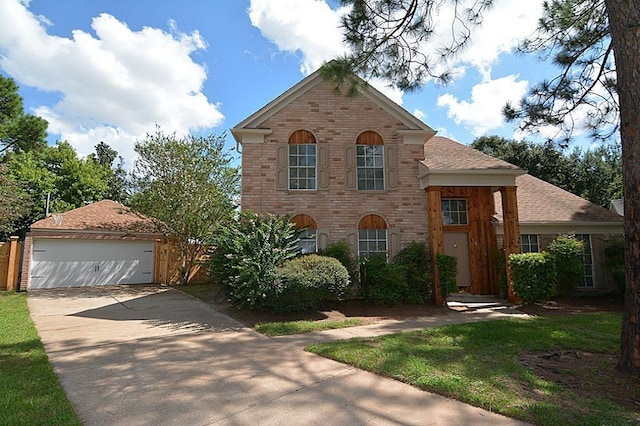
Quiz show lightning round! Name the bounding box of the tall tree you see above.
[88,142,129,204]
[7,141,111,229]
[130,128,240,285]
[0,75,48,155]
[0,163,32,240]
[331,0,640,373]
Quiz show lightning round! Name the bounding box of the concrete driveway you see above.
[28,285,528,425]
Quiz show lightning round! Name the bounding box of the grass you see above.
[0,292,80,425]
[307,313,636,426]
[255,318,364,336]
[178,282,219,303]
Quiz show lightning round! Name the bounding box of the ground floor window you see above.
[290,214,317,254]
[358,214,388,258]
[521,234,540,253]
[575,234,595,288]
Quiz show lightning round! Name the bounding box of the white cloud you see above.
[0,0,223,167]
[248,0,349,75]
[437,75,528,136]
[413,109,426,121]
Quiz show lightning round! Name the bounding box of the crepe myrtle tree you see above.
[130,127,240,285]
[327,0,640,374]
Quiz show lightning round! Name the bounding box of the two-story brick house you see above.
[232,66,623,303]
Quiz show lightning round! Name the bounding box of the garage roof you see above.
[31,200,160,233]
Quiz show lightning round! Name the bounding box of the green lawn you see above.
[255,318,364,336]
[307,313,637,426]
[0,292,80,425]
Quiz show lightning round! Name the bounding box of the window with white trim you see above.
[356,131,384,191]
[288,130,316,190]
[521,234,540,253]
[357,214,387,258]
[441,199,468,225]
[575,234,595,288]
[291,214,317,254]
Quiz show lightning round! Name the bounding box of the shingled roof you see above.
[31,200,161,234]
[494,174,624,224]
[422,136,523,171]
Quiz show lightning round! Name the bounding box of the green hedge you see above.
[360,253,407,305]
[509,252,557,304]
[436,254,458,299]
[548,234,584,297]
[394,241,433,303]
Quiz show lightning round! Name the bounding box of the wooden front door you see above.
[443,232,471,288]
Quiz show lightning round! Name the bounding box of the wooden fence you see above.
[155,241,209,285]
[0,237,22,291]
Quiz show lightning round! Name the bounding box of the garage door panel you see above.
[30,240,155,289]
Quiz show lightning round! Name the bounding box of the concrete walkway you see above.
[28,286,530,426]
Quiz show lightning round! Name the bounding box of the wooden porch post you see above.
[500,186,521,303]
[426,186,445,305]
[6,236,20,292]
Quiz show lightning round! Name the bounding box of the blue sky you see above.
[0,0,585,168]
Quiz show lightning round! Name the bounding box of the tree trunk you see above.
[605,0,640,373]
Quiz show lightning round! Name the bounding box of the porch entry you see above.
[443,232,471,288]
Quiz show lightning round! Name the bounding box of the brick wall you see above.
[241,81,428,256]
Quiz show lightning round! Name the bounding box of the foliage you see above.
[255,318,364,336]
[548,235,585,297]
[0,164,32,239]
[88,141,129,204]
[490,247,508,299]
[360,253,407,305]
[207,212,300,310]
[394,241,433,303]
[320,240,360,287]
[308,313,630,425]
[436,254,457,300]
[131,128,240,284]
[509,252,557,304]
[472,136,622,208]
[604,238,625,294]
[6,141,112,230]
[269,254,351,312]
[0,292,80,425]
[0,75,48,156]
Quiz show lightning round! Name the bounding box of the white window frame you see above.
[575,234,595,288]
[521,234,540,253]
[289,144,317,190]
[356,145,385,190]
[297,229,317,254]
[358,229,387,259]
[441,199,468,225]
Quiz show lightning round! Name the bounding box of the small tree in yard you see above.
[130,128,239,285]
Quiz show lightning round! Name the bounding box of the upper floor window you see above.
[521,234,540,253]
[291,214,317,254]
[356,131,384,191]
[442,199,468,225]
[358,214,387,258]
[289,130,316,190]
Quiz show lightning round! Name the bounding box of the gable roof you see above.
[610,199,624,216]
[231,62,435,142]
[418,136,525,187]
[31,200,161,234]
[494,174,624,224]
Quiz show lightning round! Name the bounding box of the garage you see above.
[21,200,164,290]
[30,239,155,289]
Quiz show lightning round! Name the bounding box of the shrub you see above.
[393,241,433,303]
[320,240,359,288]
[360,253,407,305]
[268,255,351,312]
[436,254,458,300]
[490,247,508,299]
[207,211,300,310]
[604,237,625,294]
[548,235,584,297]
[509,252,557,304]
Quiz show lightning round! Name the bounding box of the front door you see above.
[443,232,471,288]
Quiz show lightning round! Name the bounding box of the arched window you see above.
[356,131,384,190]
[289,130,316,190]
[291,214,317,254]
[357,214,387,258]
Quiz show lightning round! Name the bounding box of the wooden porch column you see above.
[6,236,20,292]
[426,186,445,305]
[500,186,521,303]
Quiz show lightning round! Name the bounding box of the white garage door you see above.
[30,239,155,289]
